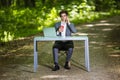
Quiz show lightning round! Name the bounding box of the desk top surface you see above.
[34,36,88,41]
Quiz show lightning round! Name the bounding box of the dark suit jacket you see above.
[53,22,77,49]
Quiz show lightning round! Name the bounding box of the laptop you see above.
[43,27,57,37]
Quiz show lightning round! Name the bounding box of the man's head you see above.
[59,10,69,22]
[59,10,68,17]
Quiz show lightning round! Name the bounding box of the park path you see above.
[0,16,120,80]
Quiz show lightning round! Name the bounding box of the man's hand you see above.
[66,17,70,24]
[58,25,64,32]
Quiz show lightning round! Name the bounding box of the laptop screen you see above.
[43,27,57,37]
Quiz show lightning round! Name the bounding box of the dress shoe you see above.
[52,65,60,71]
[64,62,71,69]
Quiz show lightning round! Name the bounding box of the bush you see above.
[0,0,120,42]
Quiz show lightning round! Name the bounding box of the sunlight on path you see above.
[0,16,120,80]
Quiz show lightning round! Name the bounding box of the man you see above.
[52,10,77,71]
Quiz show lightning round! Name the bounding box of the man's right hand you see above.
[59,26,64,32]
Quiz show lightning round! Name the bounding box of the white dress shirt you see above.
[61,22,66,37]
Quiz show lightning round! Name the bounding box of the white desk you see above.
[34,36,90,72]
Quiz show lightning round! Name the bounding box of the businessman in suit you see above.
[52,10,77,71]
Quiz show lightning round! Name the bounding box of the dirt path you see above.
[0,16,120,80]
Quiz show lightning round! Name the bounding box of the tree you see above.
[0,0,12,8]
[24,0,35,7]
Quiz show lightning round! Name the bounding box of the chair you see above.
[43,27,68,57]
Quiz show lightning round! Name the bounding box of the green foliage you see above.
[0,0,120,42]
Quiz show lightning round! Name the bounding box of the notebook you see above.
[43,27,57,37]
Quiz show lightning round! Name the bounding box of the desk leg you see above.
[34,40,38,72]
[85,38,90,72]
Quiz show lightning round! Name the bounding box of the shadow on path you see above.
[0,16,120,80]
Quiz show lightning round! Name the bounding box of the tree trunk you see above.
[30,0,35,7]
[24,0,35,8]
[0,0,12,7]
[16,0,20,7]
[1,0,7,7]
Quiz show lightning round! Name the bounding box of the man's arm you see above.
[67,23,77,33]
[66,17,77,33]
[55,22,61,36]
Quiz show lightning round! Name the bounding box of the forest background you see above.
[0,0,120,42]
